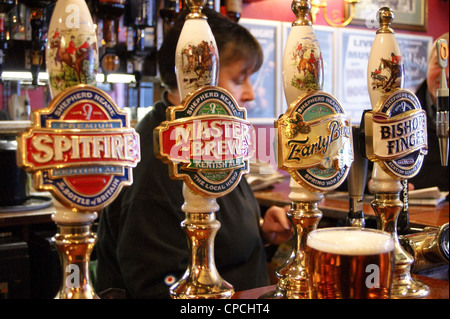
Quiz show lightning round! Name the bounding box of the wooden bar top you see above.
[233,274,449,299]
[253,177,449,228]
[3,178,447,229]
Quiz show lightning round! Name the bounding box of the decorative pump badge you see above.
[364,88,428,179]
[276,91,353,192]
[17,85,140,211]
[154,86,255,197]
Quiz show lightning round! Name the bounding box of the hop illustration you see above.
[284,113,311,139]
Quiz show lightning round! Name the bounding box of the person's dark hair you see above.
[157,8,263,90]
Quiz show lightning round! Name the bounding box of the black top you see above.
[94,91,269,298]
[410,80,449,193]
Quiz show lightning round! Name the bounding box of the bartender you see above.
[94,8,292,299]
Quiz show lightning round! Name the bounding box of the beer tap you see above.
[20,0,124,300]
[168,0,231,299]
[346,125,368,227]
[154,0,256,299]
[365,7,430,298]
[45,0,98,98]
[261,0,353,299]
[436,39,449,166]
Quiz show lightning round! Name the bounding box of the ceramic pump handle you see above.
[45,0,99,98]
[367,7,404,194]
[367,7,404,108]
[282,0,324,202]
[282,0,323,106]
[175,0,219,101]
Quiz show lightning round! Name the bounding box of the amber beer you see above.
[307,227,394,299]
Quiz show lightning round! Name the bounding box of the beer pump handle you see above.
[436,39,449,93]
[347,125,368,227]
[436,39,449,166]
[175,0,218,100]
[365,7,430,298]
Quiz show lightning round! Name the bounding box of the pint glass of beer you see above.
[307,227,394,299]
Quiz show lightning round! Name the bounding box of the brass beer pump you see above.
[17,84,140,299]
[261,0,353,299]
[52,208,99,299]
[262,180,324,299]
[17,1,141,299]
[154,0,255,299]
[169,0,232,299]
[365,7,430,298]
[170,186,234,299]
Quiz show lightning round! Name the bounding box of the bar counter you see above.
[3,178,447,230]
[253,177,449,228]
[1,181,448,299]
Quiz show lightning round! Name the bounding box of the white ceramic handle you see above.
[175,2,219,100]
[45,0,98,98]
[367,7,404,193]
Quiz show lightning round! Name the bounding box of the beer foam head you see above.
[307,228,394,255]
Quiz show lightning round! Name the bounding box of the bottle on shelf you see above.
[95,0,126,75]
[159,0,180,38]
[225,0,241,22]
[133,0,155,54]
[0,0,16,82]
[19,0,57,86]
[126,0,156,108]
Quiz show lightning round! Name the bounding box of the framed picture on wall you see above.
[336,28,432,124]
[396,33,433,92]
[345,0,428,32]
[336,27,375,124]
[239,18,282,124]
